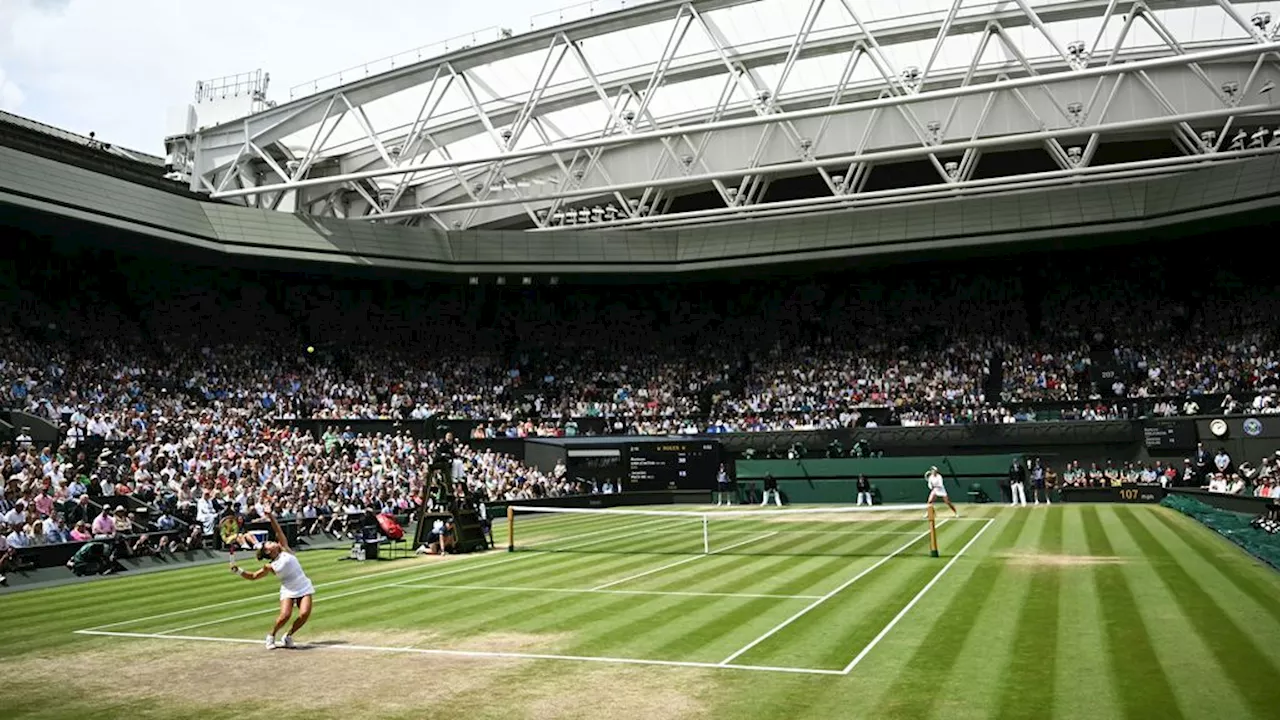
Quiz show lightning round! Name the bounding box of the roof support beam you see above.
[211,41,1280,201]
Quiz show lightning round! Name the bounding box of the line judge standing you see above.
[1009,458,1028,507]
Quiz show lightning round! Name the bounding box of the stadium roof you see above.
[268,0,1260,162]
[0,110,165,167]
[173,0,1280,231]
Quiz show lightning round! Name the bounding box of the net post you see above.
[507,505,515,552]
[702,515,710,555]
[927,504,939,558]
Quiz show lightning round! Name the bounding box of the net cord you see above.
[507,504,931,519]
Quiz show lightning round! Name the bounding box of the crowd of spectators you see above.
[7,242,1280,438]
[1043,442,1280,499]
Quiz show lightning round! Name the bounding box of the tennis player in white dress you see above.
[925,466,959,518]
[230,508,315,649]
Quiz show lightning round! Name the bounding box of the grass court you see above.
[1,503,1278,719]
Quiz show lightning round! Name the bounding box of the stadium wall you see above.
[736,456,1019,504]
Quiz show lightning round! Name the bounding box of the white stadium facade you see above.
[6,0,1280,275]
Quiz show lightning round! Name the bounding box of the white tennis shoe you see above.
[282,635,296,649]
[265,635,276,649]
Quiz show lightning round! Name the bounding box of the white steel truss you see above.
[176,0,1280,230]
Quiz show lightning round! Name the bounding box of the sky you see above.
[0,0,599,154]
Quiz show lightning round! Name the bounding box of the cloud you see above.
[0,66,26,112]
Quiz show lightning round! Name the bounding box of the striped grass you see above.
[1,505,1278,720]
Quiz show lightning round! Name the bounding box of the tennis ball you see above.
[306,346,315,353]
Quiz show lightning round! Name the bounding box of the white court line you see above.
[712,529,923,535]
[840,517,995,675]
[717,519,949,666]
[73,629,845,676]
[589,533,775,591]
[390,582,822,601]
[82,515,672,633]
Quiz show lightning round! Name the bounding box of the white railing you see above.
[287,0,666,100]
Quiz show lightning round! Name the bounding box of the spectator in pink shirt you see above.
[91,507,116,538]
[69,521,92,542]
[32,491,53,519]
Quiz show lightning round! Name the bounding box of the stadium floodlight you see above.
[622,110,636,122]
[1271,128,1280,147]
[590,206,605,221]
[1253,11,1272,31]
[468,276,479,285]
[1223,81,1241,99]
[1201,129,1218,148]
[1067,146,1083,164]
[550,212,564,225]
[1261,80,1276,96]
[800,138,813,153]
[832,174,845,191]
[1067,40,1087,57]
[756,89,771,104]
[1229,128,1248,150]
[549,276,559,285]
[944,160,959,177]
[902,66,920,83]
[680,154,694,167]
[452,221,463,229]
[604,204,618,220]
[501,129,513,142]
[496,277,506,285]
[1250,127,1270,148]
[522,276,532,285]
[577,208,590,223]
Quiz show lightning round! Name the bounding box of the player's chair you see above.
[377,513,409,559]
[967,483,990,503]
[381,532,409,559]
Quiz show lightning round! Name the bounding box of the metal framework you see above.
[171,0,1280,230]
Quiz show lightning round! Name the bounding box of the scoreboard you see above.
[1142,419,1197,452]
[627,441,721,491]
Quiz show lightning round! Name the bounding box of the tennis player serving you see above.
[925,465,958,518]
[229,507,315,649]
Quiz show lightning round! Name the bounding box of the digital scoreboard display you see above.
[1142,419,1197,452]
[627,441,721,491]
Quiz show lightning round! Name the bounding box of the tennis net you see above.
[500,504,936,557]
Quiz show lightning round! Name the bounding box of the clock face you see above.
[1210,419,1228,437]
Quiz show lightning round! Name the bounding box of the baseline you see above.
[73,629,845,676]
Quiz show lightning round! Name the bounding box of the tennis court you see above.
[3,504,1280,719]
